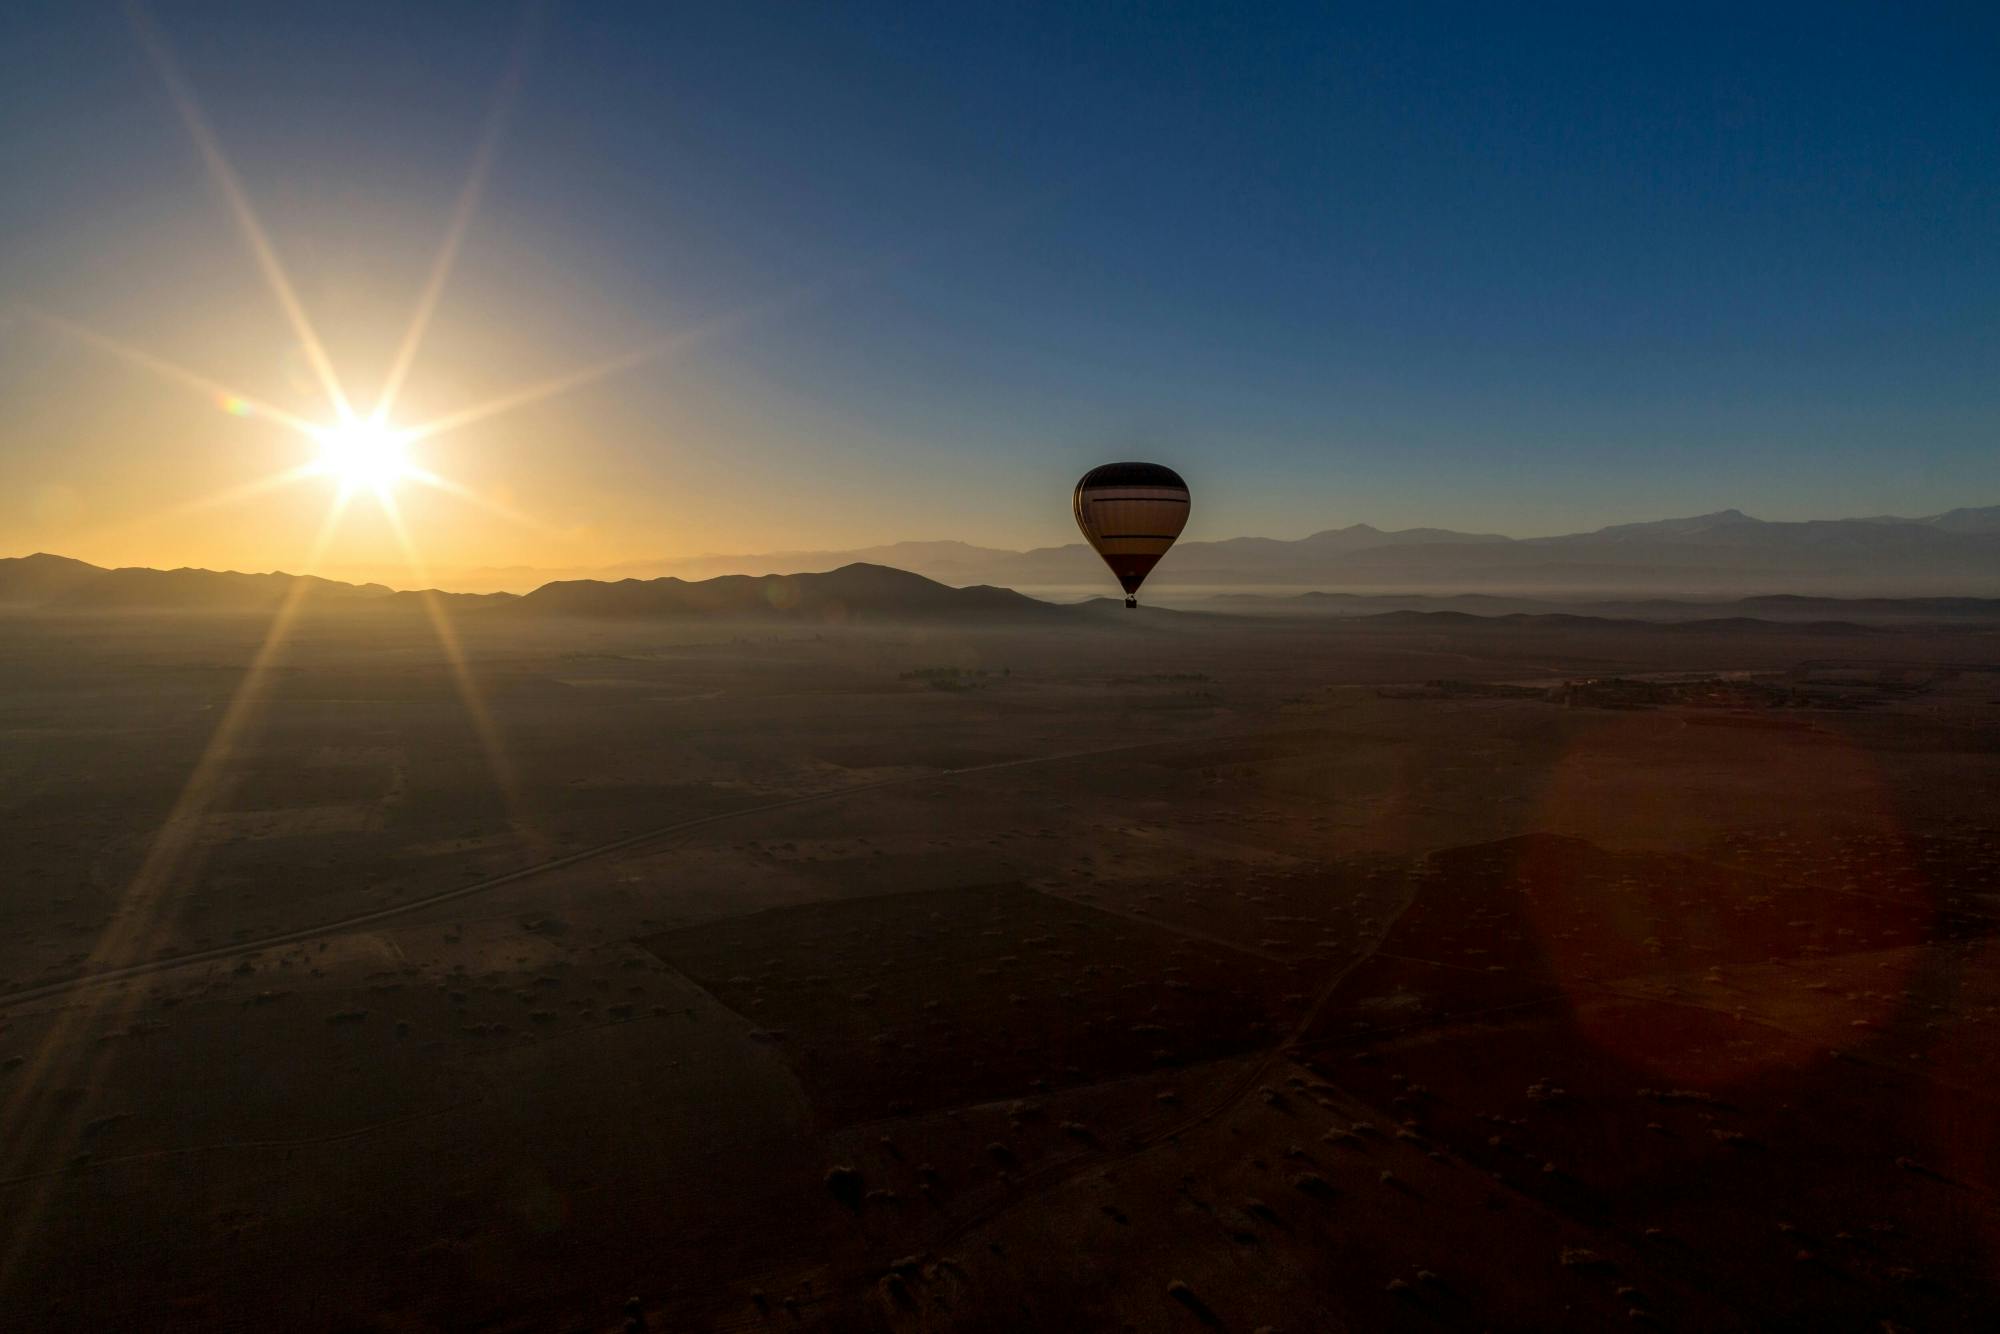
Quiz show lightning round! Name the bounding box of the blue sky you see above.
[2,2,1996,571]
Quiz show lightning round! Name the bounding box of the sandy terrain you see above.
[0,602,1996,1329]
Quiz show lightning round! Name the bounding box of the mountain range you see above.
[7,504,2000,621]
[8,550,2000,634]
[433,504,2000,596]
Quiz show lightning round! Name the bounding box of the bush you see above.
[824,1164,864,1210]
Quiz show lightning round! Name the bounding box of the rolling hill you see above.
[509,563,1058,622]
[0,554,394,612]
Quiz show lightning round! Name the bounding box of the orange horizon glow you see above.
[2,6,1080,587]
[0,14,563,1266]
[10,4,759,583]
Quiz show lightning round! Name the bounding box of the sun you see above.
[311,419,414,494]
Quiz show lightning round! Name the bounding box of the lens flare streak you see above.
[0,488,349,1297]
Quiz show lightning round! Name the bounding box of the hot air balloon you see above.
[1073,462,1190,608]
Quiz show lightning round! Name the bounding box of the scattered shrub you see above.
[1166,1279,1220,1324]
[824,1165,864,1210]
[1292,1172,1336,1198]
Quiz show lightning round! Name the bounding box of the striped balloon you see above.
[1072,461,1190,608]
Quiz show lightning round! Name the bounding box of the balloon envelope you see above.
[1072,461,1190,604]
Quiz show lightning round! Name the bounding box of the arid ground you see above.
[2,603,1998,1331]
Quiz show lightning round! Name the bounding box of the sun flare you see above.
[311,419,413,494]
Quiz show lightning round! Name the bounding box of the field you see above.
[1,601,1997,1330]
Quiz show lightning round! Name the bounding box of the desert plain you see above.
[2,597,1998,1331]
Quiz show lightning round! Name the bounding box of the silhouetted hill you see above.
[0,553,103,606]
[57,566,393,611]
[508,563,1058,622]
[0,555,1061,623]
[0,555,492,613]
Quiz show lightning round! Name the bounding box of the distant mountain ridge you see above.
[7,501,2000,614]
[0,554,1059,623]
[438,504,2000,596]
[0,553,399,612]
[509,563,1055,622]
[7,552,1997,628]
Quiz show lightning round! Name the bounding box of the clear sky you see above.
[3,2,1996,578]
